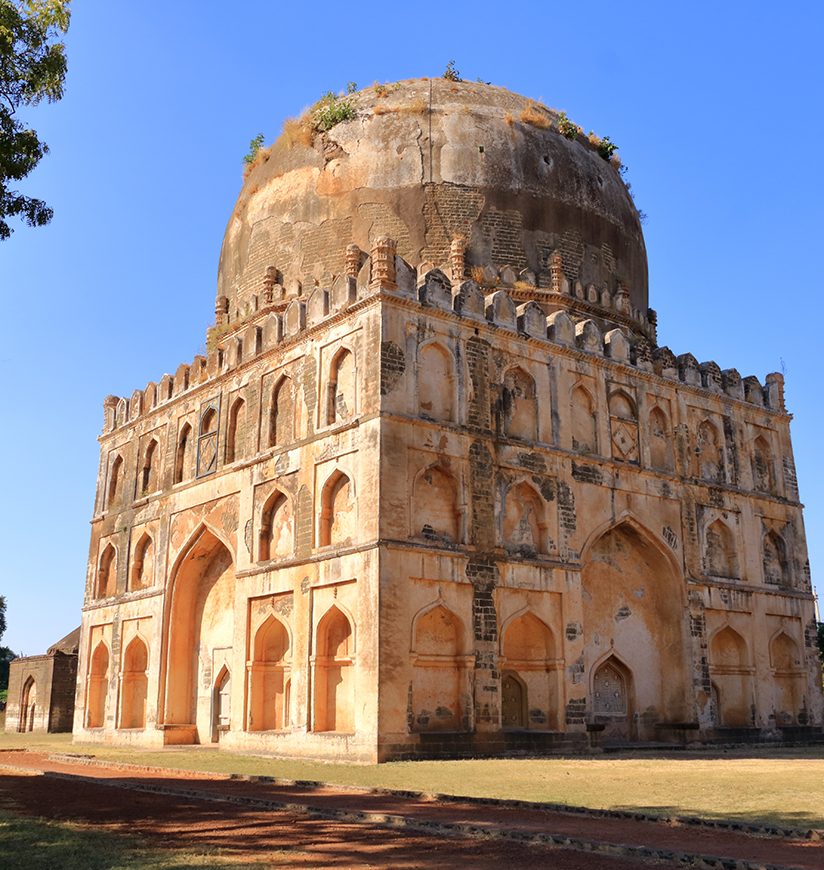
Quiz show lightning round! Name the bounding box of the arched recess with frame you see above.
[608,389,639,464]
[769,630,804,726]
[591,653,635,736]
[410,464,460,544]
[19,676,36,732]
[501,480,546,556]
[708,625,753,728]
[248,614,291,732]
[319,469,356,548]
[647,405,674,471]
[704,519,739,579]
[268,374,294,448]
[326,346,356,425]
[107,454,124,508]
[174,422,194,484]
[500,610,561,730]
[312,604,355,733]
[418,341,455,423]
[581,517,690,741]
[225,397,246,463]
[129,533,153,591]
[160,525,236,744]
[751,434,774,494]
[570,384,597,454]
[96,544,117,599]
[258,489,294,562]
[410,601,468,733]
[695,419,724,482]
[762,529,789,587]
[119,635,149,729]
[86,641,110,729]
[501,366,538,441]
[139,438,159,495]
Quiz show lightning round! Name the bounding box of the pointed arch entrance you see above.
[581,518,691,741]
[161,527,236,744]
[19,677,36,732]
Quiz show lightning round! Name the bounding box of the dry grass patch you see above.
[279,116,314,149]
[520,101,552,129]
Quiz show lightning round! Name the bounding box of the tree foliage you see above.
[0,596,13,693]
[0,0,70,240]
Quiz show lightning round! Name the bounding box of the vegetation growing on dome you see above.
[557,111,583,139]
[311,89,357,132]
[442,60,462,82]
[243,134,265,166]
[373,81,400,98]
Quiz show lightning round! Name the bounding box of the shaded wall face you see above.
[582,525,690,735]
[4,658,57,733]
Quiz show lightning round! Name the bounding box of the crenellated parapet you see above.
[101,237,786,434]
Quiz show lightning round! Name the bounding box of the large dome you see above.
[218,79,647,319]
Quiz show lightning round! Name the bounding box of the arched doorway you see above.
[500,612,559,730]
[213,667,231,742]
[501,671,527,729]
[19,677,36,732]
[162,528,235,744]
[581,520,690,741]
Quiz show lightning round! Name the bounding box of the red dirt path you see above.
[1,751,821,869]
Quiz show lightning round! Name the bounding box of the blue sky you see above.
[2,1,822,653]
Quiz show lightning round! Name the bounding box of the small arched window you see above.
[96,544,117,598]
[696,420,723,482]
[259,490,294,561]
[130,533,153,591]
[107,454,123,509]
[705,519,738,578]
[319,471,354,547]
[418,342,455,422]
[174,423,193,484]
[327,348,355,425]
[648,406,674,471]
[140,439,158,495]
[225,398,246,463]
[762,530,788,587]
[571,386,596,453]
[269,376,293,448]
[502,367,538,441]
[752,435,774,493]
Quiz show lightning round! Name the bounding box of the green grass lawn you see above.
[2,731,824,829]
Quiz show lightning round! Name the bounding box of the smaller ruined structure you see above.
[5,628,80,733]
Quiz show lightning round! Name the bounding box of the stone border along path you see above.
[47,751,824,841]
[1,751,821,870]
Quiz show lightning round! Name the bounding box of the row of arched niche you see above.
[83,602,355,735]
[81,606,808,735]
[92,475,796,602]
[100,340,783,519]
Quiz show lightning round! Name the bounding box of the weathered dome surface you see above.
[219,79,647,318]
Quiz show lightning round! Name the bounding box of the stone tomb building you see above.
[74,80,821,761]
[6,628,79,733]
